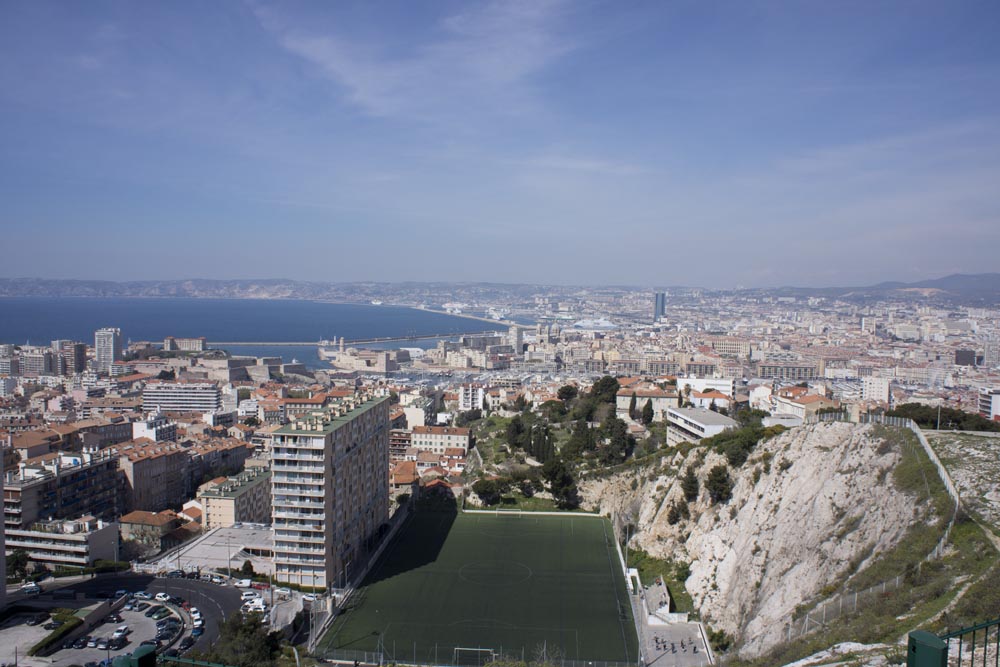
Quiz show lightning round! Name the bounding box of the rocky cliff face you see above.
[581,422,929,659]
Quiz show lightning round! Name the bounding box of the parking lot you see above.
[48,605,170,665]
[0,573,243,666]
[0,610,51,665]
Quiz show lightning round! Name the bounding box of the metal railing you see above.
[940,617,1000,666]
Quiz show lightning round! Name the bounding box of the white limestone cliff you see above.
[581,422,931,659]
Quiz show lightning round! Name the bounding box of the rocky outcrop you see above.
[581,422,932,659]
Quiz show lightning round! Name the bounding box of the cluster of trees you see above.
[888,403,1000,432]
[6,549,28,579]
[197,612,282,667]
[454,409,482,427]
[626,393,655,425]
[542,458,579,509]
[505,416,557,463]
[471,464,578,509]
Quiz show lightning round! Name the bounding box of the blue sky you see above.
[2,1,999,288]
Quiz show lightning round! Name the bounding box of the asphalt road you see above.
[56,574,243,649]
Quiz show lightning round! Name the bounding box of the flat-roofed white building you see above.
[666,407,738,446]
[143,381,221,413]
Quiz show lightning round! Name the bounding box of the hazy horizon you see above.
[3,2,1000,288]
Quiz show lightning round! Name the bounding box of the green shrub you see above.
[28,617,82,656]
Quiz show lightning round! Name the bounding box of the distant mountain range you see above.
[0,273,997,304]
[761,273,1000,304]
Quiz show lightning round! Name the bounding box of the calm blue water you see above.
[0,298,504,368]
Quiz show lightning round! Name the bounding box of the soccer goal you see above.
[453,647,497,665]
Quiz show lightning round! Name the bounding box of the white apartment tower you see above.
[271,395,389,590]
[94,327,123,373]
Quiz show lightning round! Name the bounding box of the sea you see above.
[0,297,506,369]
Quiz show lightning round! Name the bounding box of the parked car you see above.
[275,587,291,596]
[179,637,195,651]
[241,591,260,601]
[87,637,99,648]
[189,607,201,618]
[105,613,123,623]
[135,602,151,612]
[200,573,212,582]
[167,570,184,578]
[140,639,160,648]
[96,637,109,650]
[114,589,128,598]
[164,648,180,657]
[74,636,89,649]
[43,620,63,630]
[190,627,204,638]
[185,571,199,579]
[210,576,224,585]
[144,605,162,618]
[112,625,130,639]
[26,613,46,626]
[154,592,171,602]
[134,592,153,600]
[301,593,317,602]
[109,637,126,651]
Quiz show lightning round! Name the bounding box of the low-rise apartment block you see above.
[5,515,118,568]
[197,466,272,530]
[410,426,470,455]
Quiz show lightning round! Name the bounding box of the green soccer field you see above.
[317,509,639,665]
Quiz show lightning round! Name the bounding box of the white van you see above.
[233,579,252,588]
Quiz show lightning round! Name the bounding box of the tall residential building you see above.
[508,325,523,354]
[985,339,1000,368]
[654,292,666,321]
[57,341,88,374]
[94,327,123,373]
[142,381,222,413]
[271,395,389,590]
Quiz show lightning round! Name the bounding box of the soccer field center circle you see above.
[458,559,533,586]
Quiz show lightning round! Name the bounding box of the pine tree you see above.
[641,399,654,425]
[628,392,638,419]
[681,467,699,502]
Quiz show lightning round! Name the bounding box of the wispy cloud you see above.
[516,154,647,176]
[253,0,574,120]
